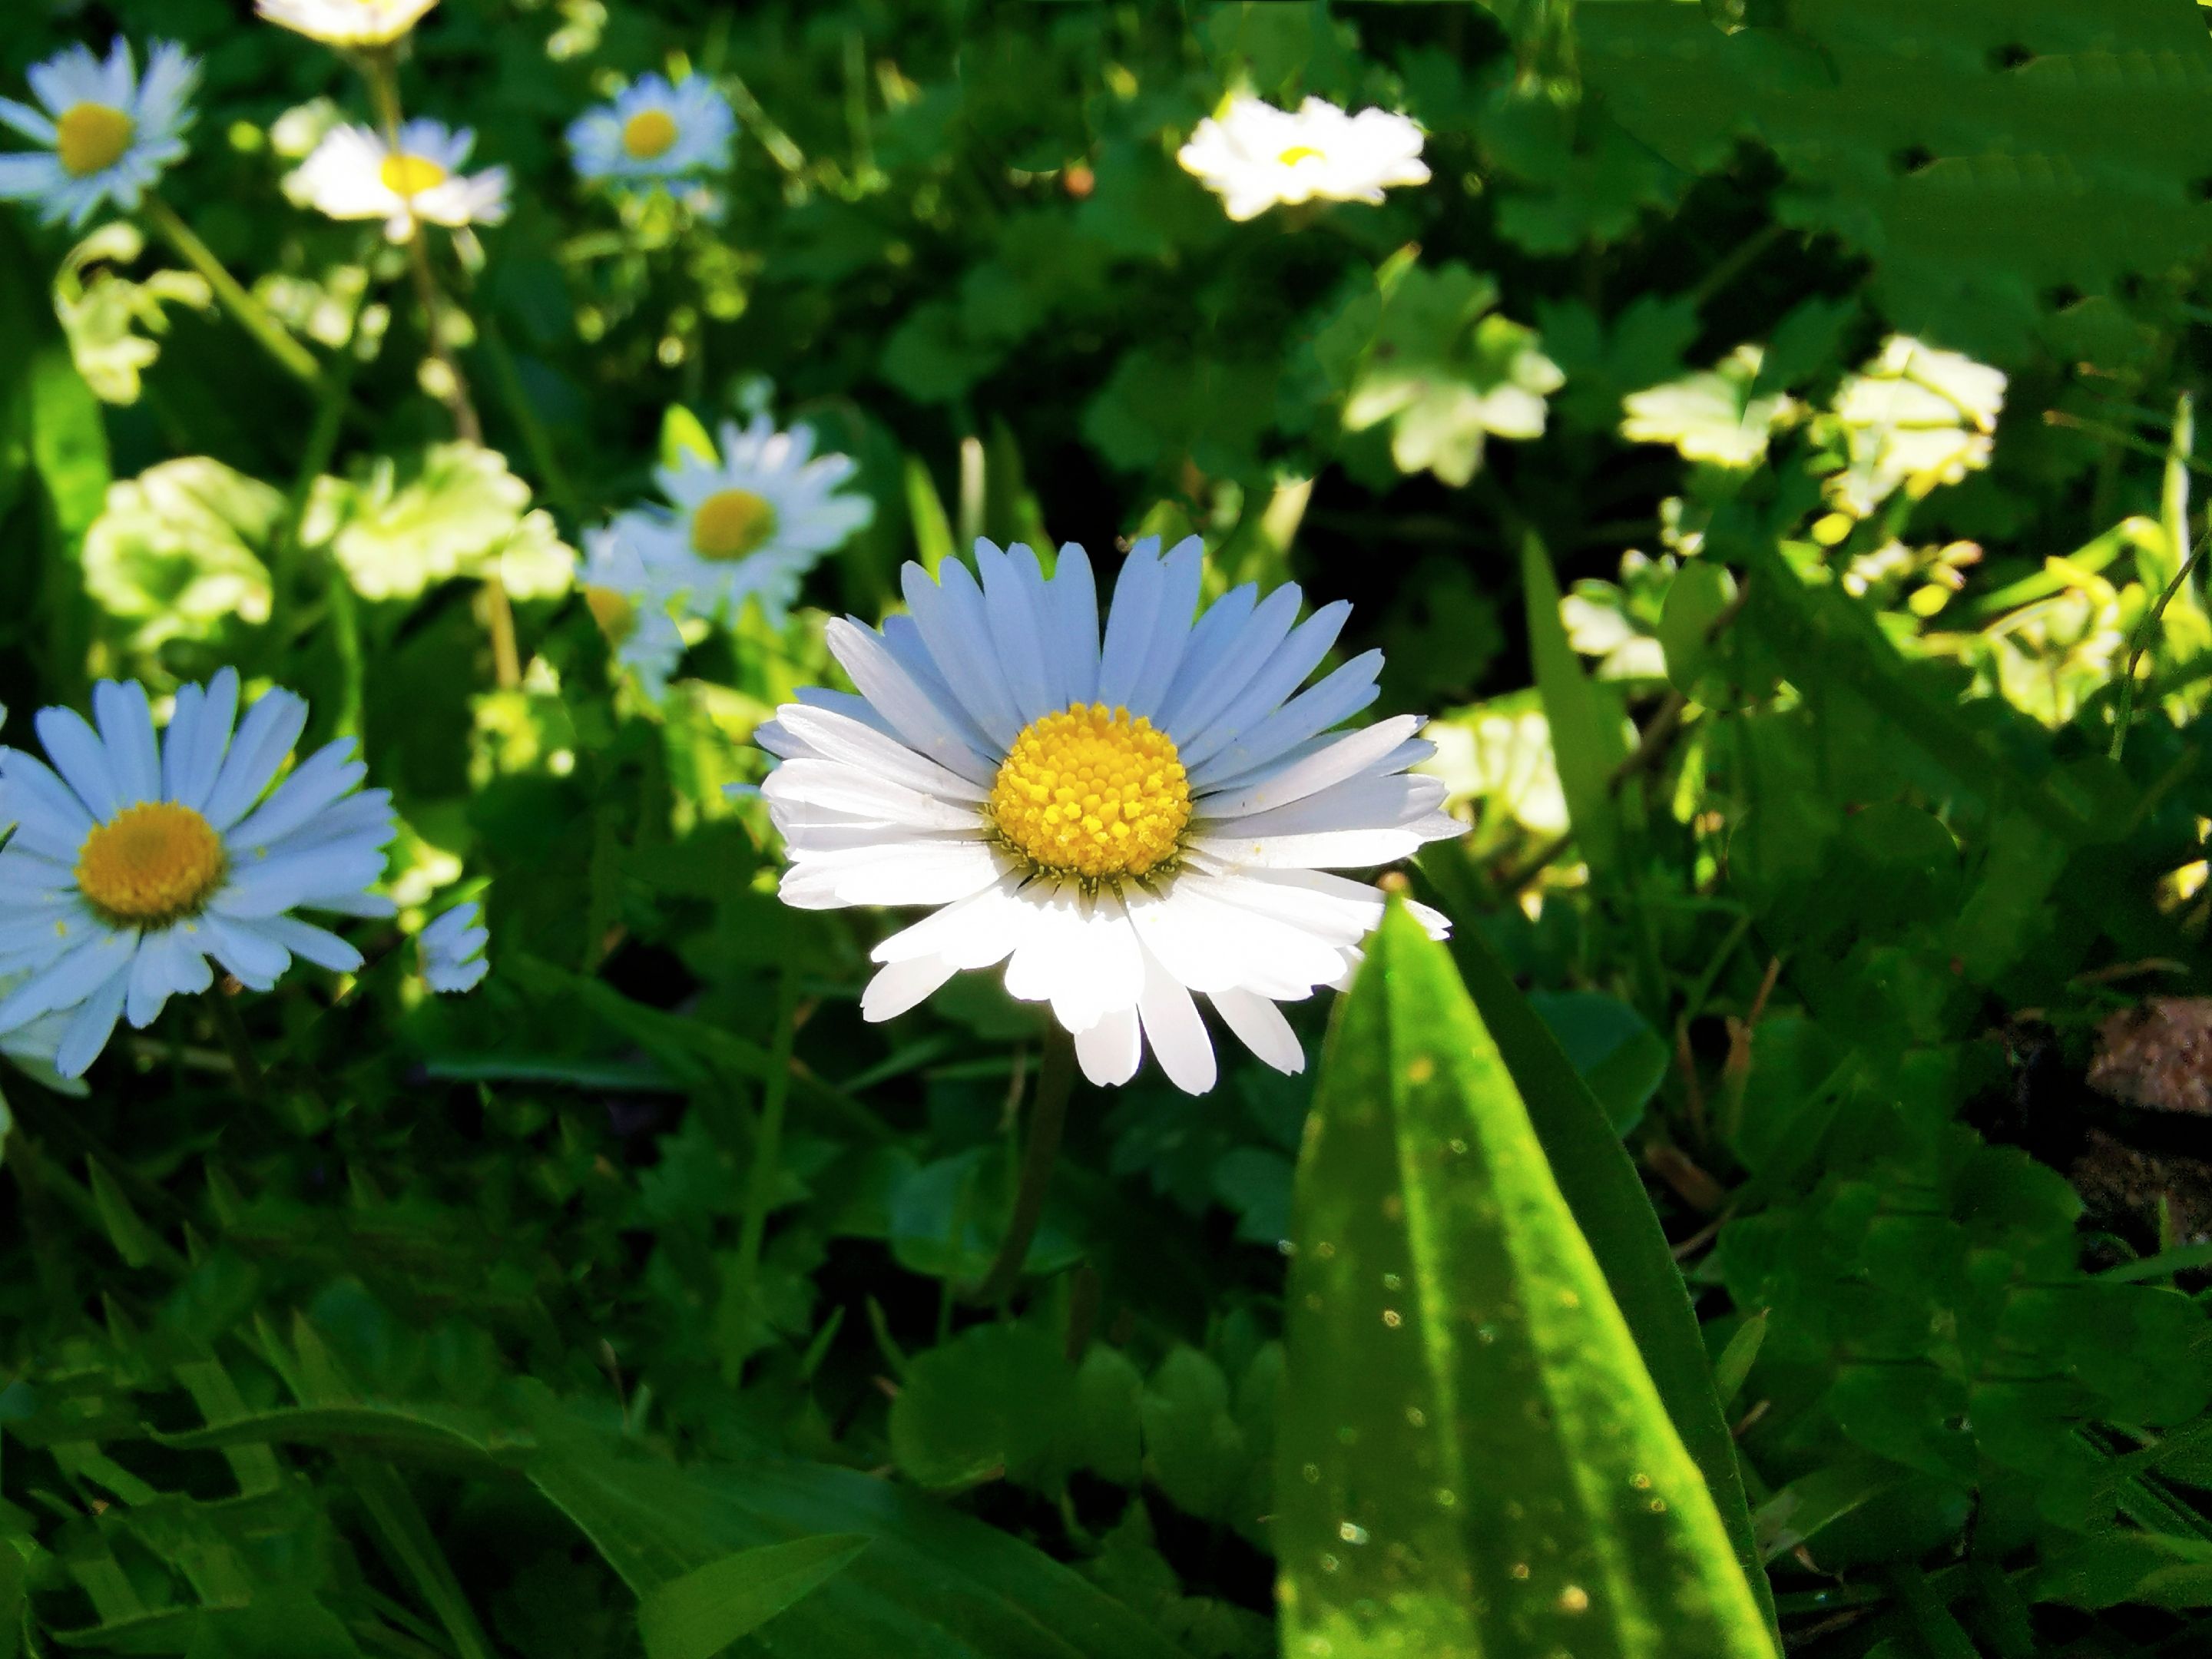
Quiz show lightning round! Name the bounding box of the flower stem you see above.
[965,1024,1077,1307]
[360,49,521,690]
[142,196,323,387]
[726,958,803,1379]
[208,990,268,1104]
[2111,516,2212,760]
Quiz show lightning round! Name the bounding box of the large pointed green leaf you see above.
[1419,843,1775,1640]
[637,1536,870,1659]
[1277,902,1777,1659]
[1521,533,1631,879]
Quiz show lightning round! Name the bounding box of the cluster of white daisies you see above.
[0,2,1429,237]
[0,7,1453,1095]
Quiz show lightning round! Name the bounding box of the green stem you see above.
[359,50,520,690]
[727,959,803,1370]
[965,1025,1077,1307]
[208,991,268,1104]
[267,349,358,667]
[142,196,323,386]
[2111,518,2212,760]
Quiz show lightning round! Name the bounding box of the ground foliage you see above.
[2,1,2212,1655]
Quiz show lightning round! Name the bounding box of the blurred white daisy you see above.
[757,538,1459,1094]
[293,118,508,242]
[1177,94,1428,222]
[567,73,735,191]
[0,670,396,1078]
[0,40,198,230]
[419,899,488,992]
[611,415,874,628]
[257,0,439,46]
[582,527,687,700]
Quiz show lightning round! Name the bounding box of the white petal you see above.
[225,740,366,851]
[1046,543,1102,708]
[901,559,1022,748]
[200,914,290,989]
[860,955,958,1022]
[1075,1003,1142,1087]
[870,874,1037,969]
[823,618,998,783]
[770,704,988,803]
[55,965,131,1078]
[1195,715,1423,820]
[1180,601,1352,770]
[1207,773,1449,840]
[247,912,363,973]
[1188,651,1383,789]
[168,667,240,810]
[1157,581,1261,737]
[1166,584,1303,746]
[1136,945,1217,1094]
[780,839,1002,909]
[0,751,95,860]
[1094,538,1164,710]
[35,707,124,819]
[92,681,161,803]
[1191,821,1456,870]
[201,689,308,830]
[1210,987,1306,1075]
[763,758,985,833]
[1129,537,1205,716]
[976,542,1058,725]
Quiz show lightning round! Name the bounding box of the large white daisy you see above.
[757,537,1459,1094]
[0,40,198,230]
[610,415,874,628]
[567,72,735,191]
[0,670,397,1078]
[292,118,508,243]
[257,0,440,47]
[1177,94,1429,223]
[581,526,688,700]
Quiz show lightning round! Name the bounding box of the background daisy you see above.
[568,73,735,191]
[1177,93,1429,221]
[757,537,1459,1094]
[0,671,396,1078]
[419,899,488,992]
[293,118,508,241]
[256,0,440,46]
[582,528,688,700]
[608,414,874,629]
[0,39,197,229]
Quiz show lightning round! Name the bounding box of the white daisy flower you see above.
[582,527,687,700]
[0,40,198,230]
[612,415,875,628]
[757,538,1460,1095]
[256,0,440,47]
[567,73,735,191]
[1177,94,1429,223]
[0,669,397,1078]
[419,899,488,993]
[293,118,508,243]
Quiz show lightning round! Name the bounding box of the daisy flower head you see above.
[0,670,397,1078]
[617,415,875,629]
[257,0,440,48]
[582,527,687,700]
[1177,93,1429,222]
[0,39,198,230]
[293,118,508,242]
[757,538,1460,1095]
[567,73,735,193]
[419,900,488,993]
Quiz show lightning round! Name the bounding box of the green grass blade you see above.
[1277,902,1777,1659]
[638,1536,869,1659]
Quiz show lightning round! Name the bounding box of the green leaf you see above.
[888,1322,1078,1492]
[661,404,719,469]
[637,1536,869,1659]
[1315,257,1561,486]
[1521,533,1631,877]
[1710,1311,1768,1409]
[1278,901,1777,1659]
[1527,990,1669,1134]
[1418,846,1770,1634]
[81,458,280,659]
[304,442,575,602]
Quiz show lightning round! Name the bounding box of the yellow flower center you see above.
[690,488,778,561]
[621,108,680,161]
[75,801,227,927]
[56,103,136,177]
[583,584,637,645]
[379,151,449,197]
[1277,144,1326,167]
[988,702,1190,882]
